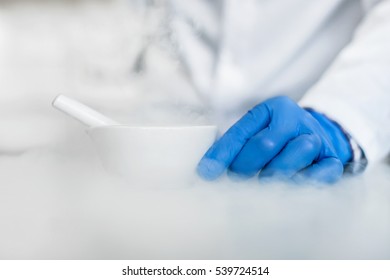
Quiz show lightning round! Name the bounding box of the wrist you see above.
[304,108,368,174]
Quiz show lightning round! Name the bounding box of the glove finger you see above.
[229,124,296,177]
[293,157,343,184]
[197,104,271,180]
[258,134,321,180]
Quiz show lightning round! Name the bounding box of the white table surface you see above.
[0,1,389,259]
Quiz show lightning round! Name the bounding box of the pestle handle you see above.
[52,95,119,127]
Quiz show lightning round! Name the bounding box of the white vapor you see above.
[0,0,389,259]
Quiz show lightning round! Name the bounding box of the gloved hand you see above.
[197,96,352,183]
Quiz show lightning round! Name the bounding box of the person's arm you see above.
[197,1,390,183]
[299,0,390,164]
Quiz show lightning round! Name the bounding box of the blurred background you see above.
[0,0,389,259]
[0,0,205,155]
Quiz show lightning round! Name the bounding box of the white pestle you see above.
[52,95,119,127]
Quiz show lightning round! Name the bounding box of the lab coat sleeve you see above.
[299,0,390,163]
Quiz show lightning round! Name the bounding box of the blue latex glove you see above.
[197,96,352,183]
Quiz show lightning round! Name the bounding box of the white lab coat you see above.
[169,0,390,164]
